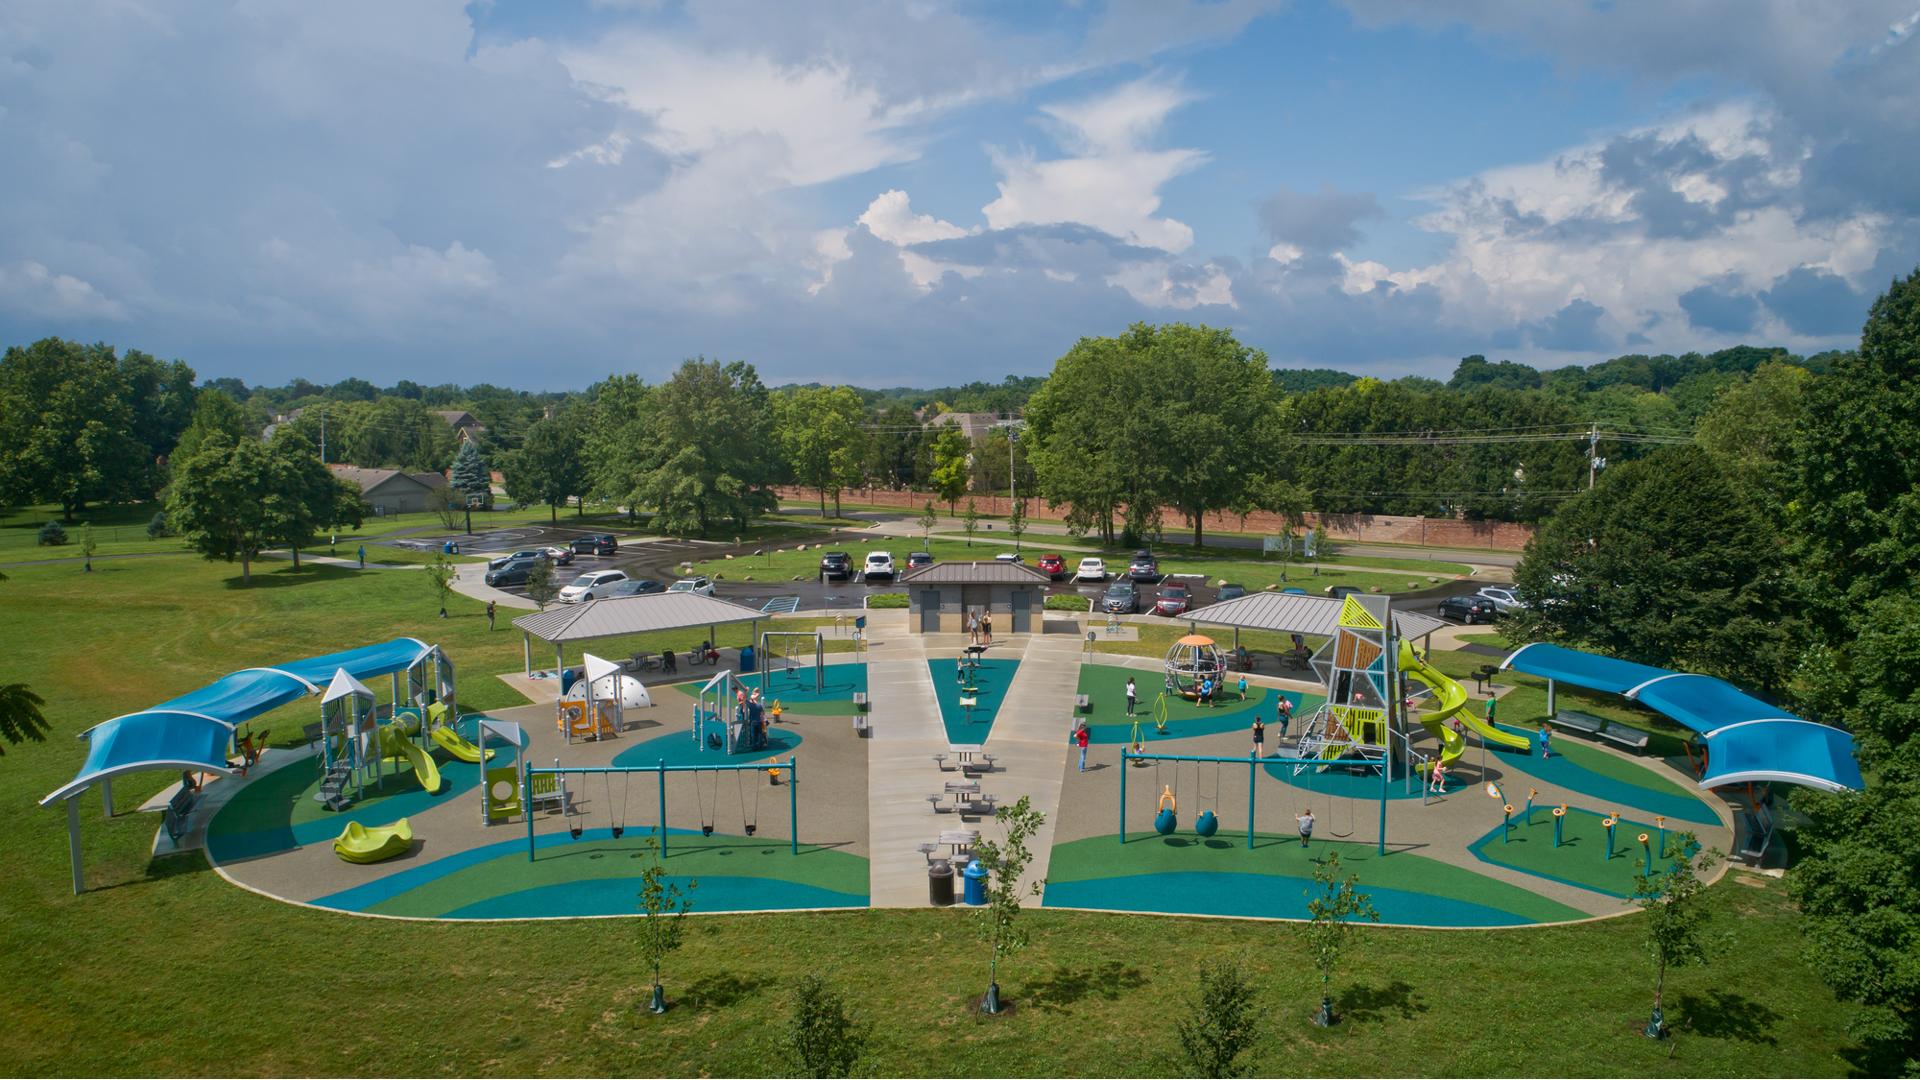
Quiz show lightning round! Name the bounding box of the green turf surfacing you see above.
[1486,722,1719,824]
[927,657,1019,745]
[1468,806,1700,898]
[206,714,519,861]
[1047,833,1586,925]
[311,828,869,917]
[1075,663,1320,745]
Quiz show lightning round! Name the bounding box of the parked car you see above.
[1475,585,1523,613]
[1438,594,1498,624]
[863,551,895,581]
[604,578,665,597]
[483,556,544,587]
[1281,586,1308,595]
[907,552,934,570]
[1128,550,1161,583]
[542,546,574,566]
[1329,585,1363,600]
[668,577,714,596]
[1101,580,1139,613]
[1037,553,1067,580]
[820,551,852,580]
[1153,583,1191,616]
[994,552,1024,564]
[1074,557,1108,582]
[558,569,629,602]
[488,549,549,570]
[569,533,618,556]
[1216,583,1247,602]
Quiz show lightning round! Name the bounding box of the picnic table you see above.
[938,829,979,855]
[950,745,997,773]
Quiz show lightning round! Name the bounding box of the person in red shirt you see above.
[1075,722,1091,772]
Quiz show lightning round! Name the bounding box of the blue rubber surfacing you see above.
[927,658,1020,745]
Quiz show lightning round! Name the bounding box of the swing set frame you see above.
[1118,748,1389,854]
[522,757,799,860]
[758,631,825,692]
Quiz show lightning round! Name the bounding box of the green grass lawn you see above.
[0,552,1866,1076]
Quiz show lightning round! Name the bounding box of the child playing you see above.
[1538,721,1552,759]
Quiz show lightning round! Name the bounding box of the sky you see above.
[2,1,1918,390]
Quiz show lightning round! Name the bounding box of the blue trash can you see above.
[962,860,988,905]
[442,541,454,554]
[739,645,756,673]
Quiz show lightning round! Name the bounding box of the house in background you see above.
[329,465,452,516]
[432,410,486,444]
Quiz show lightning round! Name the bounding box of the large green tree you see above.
[927,427,971,515]
[172,388,255,468]
[620,359,778,536]
[501,415,587,523]
[1025,332,1163,544]
[449,439,492,507]
[263,429,363,569]
[0,339,147,518]
[166,434,275,583]
[1693,361,1812,514]
[776,386,866,516]
[1506,444,1794,689]
[1788,266,1920,630]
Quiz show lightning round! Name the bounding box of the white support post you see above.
[67,796,84,895]
[523,633,532,676]
[102,778,115,817]
[1547,678,1557,718]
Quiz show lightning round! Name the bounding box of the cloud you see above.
[0,260,125,320]
[1528,298,1610,352]
[1678,281,1761,333]
[1259,186,1385,253]
[982,75,1205,253]
[1761,266,1866,337]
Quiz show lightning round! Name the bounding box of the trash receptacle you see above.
[442,540,454,554]
[928,859,955,906]
[739,645,756,673]
[962,860,988,905]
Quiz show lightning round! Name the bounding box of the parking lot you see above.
[400,524,1504,623]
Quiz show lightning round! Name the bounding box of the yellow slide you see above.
[1397,641,1530,760]
[428,724,493,764]
[333,819,413,863]
[380,724,444,794]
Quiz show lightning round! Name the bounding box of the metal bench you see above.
[853,691,869,712]
[1075,693,1090,713]
[161,784,197,844]
[938,828,979,855]
[1471,665,1501,694]
[1596,724,1651,751]
[1554,710,1606,735]
[958,796,999,818]
[853,714,871,738]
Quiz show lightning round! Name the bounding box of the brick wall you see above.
[779,486,1535,552]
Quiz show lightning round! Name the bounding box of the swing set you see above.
[521,757,799,860]
[1119,747,1388,853]
[758,631,825,693]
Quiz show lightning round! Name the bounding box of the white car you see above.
[863,551,895,581]
[1475,586,1523,613]
[1074,557,1108,582]
[668,577,714,596]
[558,569,629,603]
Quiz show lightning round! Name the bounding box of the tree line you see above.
[1506,266,1920,1072]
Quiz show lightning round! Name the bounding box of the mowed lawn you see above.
[0,553,1865,1076]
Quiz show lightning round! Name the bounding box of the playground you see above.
[1045,596,1745,927]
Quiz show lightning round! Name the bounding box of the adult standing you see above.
[486,599,496,631]
[1277,694,1294,737]
[1252,715,1266,757]
[981,611,993,646]
[1295,807,1315,848]
[1075,721,1090,772]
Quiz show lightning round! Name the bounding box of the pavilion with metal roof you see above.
[1182,590,1447,648]
[511,593,768,674]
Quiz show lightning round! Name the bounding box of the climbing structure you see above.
[1294,593,1396,772]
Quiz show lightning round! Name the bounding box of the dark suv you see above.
[820,551,852,580]
[1437,594,1498,624]
[1128,550,1160,583]
[569,533,617,556]
[484,556,544,588]
[1101,581,1140,614]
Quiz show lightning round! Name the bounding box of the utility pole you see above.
[1009,426,1019,553]
[319,406,327,465]
[1587,423,1599,490]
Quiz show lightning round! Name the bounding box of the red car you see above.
[1154,583,1192,616]
[1037,553,1067,580]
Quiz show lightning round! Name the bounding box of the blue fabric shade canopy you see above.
[1703,720,1864,794]
[42,637,434,805]
[1503,641,1862,793]
[1500,642,1672,697]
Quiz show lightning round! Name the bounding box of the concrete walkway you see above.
[863,638,952,906]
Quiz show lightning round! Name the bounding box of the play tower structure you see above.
[1290,593,1511,780]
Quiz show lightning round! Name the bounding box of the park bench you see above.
[1554,710,1652,752]
[1075,693,1090,713]
[160,781,197,844]
[853,691,869,712]
[1471,665,1501,694]
[853,714,871,738]
[938,829,979,856]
